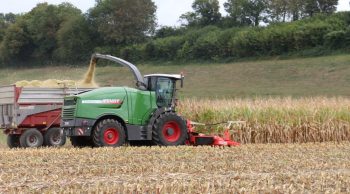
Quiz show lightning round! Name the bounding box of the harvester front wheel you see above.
[19,129,44,148]
[7,134,20,148]
[93,119,126,147]
[44,128,66,147]
[152,112,187,146]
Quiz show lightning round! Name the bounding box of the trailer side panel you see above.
[0,86,16,128]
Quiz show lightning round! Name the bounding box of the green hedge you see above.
[120,12,350,62]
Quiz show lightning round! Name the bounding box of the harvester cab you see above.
[144,74,183,108]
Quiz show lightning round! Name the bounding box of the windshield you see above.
[156,77,175,107]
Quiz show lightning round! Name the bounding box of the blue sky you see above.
[0,0,349,26]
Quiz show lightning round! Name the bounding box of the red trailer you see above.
[0,85,92,148]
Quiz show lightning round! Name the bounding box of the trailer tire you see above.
[70,136,94,148]
[7,134,21,148]
[19,129,44,148]
[44,128,66,147]
[152,112,187,146]
[93,119,126,147]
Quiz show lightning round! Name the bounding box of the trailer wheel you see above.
[44,128,66,147]
[70,136,94,148]
[7,135,21,148]
[19,129,44,148]
[93,119,126,147]
[152,112,187,146]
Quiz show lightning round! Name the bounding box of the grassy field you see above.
[0,143,349,193]
[0,54,349,98]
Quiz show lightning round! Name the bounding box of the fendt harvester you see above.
[61,54,240,147]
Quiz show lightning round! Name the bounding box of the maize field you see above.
[0,97,349,193]
[178,97,350,143]
[0,143,349,193]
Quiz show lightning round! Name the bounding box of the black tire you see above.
[70,136,94,148]
[152,112,187,146]
[93,119,126,147]
[7,134,20,148]
[19,129,44,148]
[44,128,66,147]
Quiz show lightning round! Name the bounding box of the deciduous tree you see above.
[224,0,267,26]
[88,0,157,45]
[24,3,82,60]
[0,21,32,61]
[304,0,338,17]
[55,15,93,62]
[192,0,222,25]
[267,0,338,23]
[0,13,18,42]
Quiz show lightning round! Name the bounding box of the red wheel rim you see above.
[50,131,61,144]
[28,135,38,145]
[162,121,181,142]
[103,128,119,145]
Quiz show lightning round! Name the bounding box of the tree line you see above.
[0,0,347,66]
[0,0,156,65]
[180,0,338,27]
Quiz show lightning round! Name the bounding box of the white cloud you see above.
[337,0,350,11]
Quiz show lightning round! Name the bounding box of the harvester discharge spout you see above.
[91,53,147,90]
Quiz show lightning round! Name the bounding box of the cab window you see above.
[155,77,174,107]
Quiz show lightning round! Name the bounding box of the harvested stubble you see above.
[178,97,350,144]
[0,143,349,193]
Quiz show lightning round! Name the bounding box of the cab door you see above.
[154,77,175,108]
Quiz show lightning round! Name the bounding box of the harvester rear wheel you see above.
[44,128,66,147]
[19,129,44,148]
[7,134,20,148]
[93,119,126,147]
[70,136,94,148]
[152,112,187,146]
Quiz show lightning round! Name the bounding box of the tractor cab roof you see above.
[144,74,183,80]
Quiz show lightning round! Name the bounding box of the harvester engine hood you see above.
[75,87,126,108]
